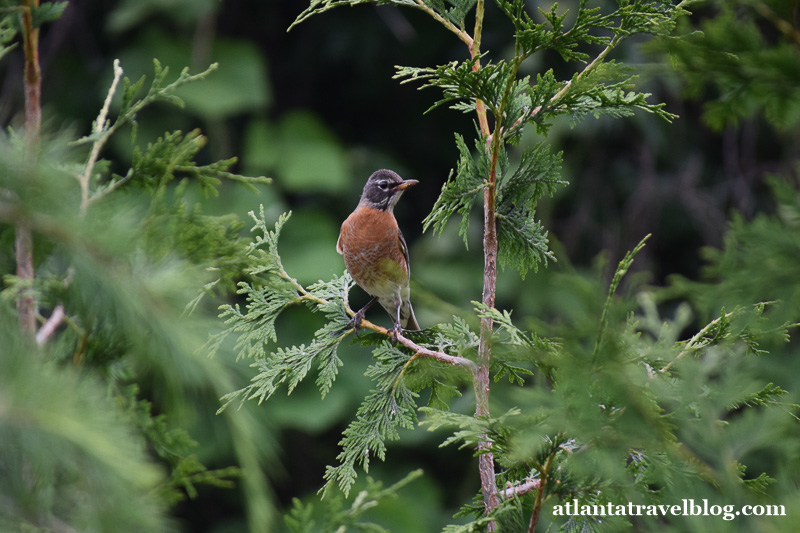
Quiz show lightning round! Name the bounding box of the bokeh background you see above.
[2,0,798,531]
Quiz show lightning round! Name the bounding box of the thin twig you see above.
[334,277,474,368]
[528,452,555,533]
[499,478,542,499]
[412,0,473,47]
[79,59,123,216]
[36,304,65,346]
[658,310,735,374]
[511,34,623,134]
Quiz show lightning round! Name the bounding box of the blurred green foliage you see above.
[0,0,799,532]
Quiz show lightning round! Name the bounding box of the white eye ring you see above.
[378,181,389,190]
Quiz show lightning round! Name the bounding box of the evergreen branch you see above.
[498,478,541,499]
[35,303,64,346]
[594,234,650,359]
[422,133,486,244]
[290,0,413,31]
[73,60,268,213]
[73,59,219,149]
[290,0,477,43]
[413,0,474,46]
[527,450,555,533]
[395,57,513,116]
[495,141,564,277]
[728,382,788,410]
[495,211,553,278]
[322,343,420,497]
[419,406,521,450]
[658,309,737,374]
[79,58,123,216]
[526,32,623,125]
[286,470,424,531]
[214,208,474,416]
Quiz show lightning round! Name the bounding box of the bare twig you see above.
[499,478,542,499]
[340,297,475,369]
[36,304,65,346]
[79,59,123,216]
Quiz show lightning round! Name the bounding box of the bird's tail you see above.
[401,301,420,330]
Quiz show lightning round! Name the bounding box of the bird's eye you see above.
[378,180,389,190]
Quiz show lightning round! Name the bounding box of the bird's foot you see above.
[348,308,367,337]
[390,322,402,345]
[348,297,378,338]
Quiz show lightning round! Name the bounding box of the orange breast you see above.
[338,207,408,291]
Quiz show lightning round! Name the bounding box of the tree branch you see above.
[412,0,473,47]
[499,478,542,499]
[36,304,65,346]
[79,59,123,216]
[341,299,475,369]
[658,310,736,374]
[470,0,499,527]
[528,452,555,533]
[16,0,41,338]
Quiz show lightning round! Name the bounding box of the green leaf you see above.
[322,342,419,497]
[422,133,485,245]
[32,1,68,27]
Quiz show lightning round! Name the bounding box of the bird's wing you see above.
[398,229,410,275]
[336,230,344,255]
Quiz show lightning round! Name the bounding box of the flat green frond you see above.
[434,315,479,351]
[422,133,485,245]
[73,60,219,149]
[31,1,68,27]
[290,0,416,31]
[124,128,268,196]
[539,62,677,129]
[215,216,355,410]
[728,382,788,410]
[496,208,554,279]
[739,467,775,496]
[420,406,522,451]
[395,58,514,116]
[594,234,650,356]
[322,342,419,497]
[420,0,477,30]
[497,141,565,209]
[286,470,423,532]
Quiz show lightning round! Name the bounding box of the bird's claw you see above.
[349,308,366,337]
[390,322,402,345]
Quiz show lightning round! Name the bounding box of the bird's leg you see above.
[349,296,377,337]
[391,298,403,345]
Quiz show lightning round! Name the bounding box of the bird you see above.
[337,169,420,341]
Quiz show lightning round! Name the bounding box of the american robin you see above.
[337,169,420,339]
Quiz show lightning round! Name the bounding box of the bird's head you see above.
[359,169,418,211]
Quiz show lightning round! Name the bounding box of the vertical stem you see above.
[470,0,490,139]
[16,0,41,337]
[527,453,554,533]
[22,1,41,142]
[470,0,499,528]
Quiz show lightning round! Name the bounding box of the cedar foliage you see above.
[0,3,274,531]
[216,0,799,531]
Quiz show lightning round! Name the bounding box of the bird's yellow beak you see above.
[395,179,419,191]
